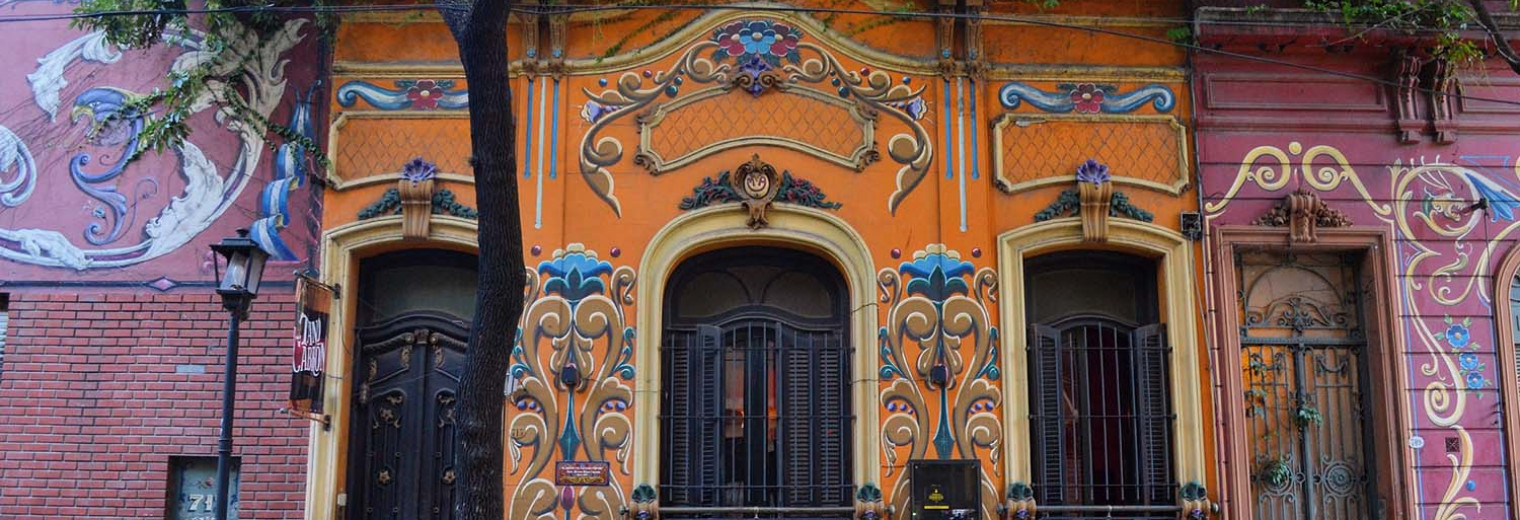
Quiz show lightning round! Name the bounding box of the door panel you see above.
[349,312,470,520]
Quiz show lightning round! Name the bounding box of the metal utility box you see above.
[908,460,981,520]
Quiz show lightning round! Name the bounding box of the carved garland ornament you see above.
[356,158,479,233]
[1250,189,1352,244]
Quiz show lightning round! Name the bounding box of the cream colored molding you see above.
[303,215,480,520]
[635,85,879,174]
[984,14,1184,29]
[326,110,474,191]
[632,204,881,488]
[996,218,1205,489]
[563,7,939,76]
[331,62,472,77]
[991,113,1190,195]
[983,65,1187,82]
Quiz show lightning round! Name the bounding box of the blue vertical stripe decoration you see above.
[534,79,549,230]
[969,78,980,181]
[522,76,536,180]
[955,78,968,233]
[549,79,561,181]
[943,78,954,181]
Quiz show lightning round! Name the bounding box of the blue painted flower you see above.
[401,157,437,184]
[581,101,615,123]
[1466,371,1487,390]
[1460,352,1481,370]
[539,244,614,304]
[1076,159,1110,185]
[1446,324,1471,348]
[712,19,803,64]
[901,245,974,302]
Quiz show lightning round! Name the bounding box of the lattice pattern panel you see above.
[646,90,866,162]
[997,117,1185,193]
[336,117,473,183]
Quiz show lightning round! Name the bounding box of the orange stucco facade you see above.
[309,3,1207,519]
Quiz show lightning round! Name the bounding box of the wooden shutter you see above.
[784,327,815,505]
[1132,323,1173,504]
[665,330,694,505]
[1029,323,1066,504]
[695,325,723,506]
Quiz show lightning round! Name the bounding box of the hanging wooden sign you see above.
[289,274,334,418]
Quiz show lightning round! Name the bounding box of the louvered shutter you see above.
[1028,323,1066,505]
[665,330,695,505]
[784,326,814,505]
[695,324,723,506]
[1132,323,1173,504]
[815,330,847,505]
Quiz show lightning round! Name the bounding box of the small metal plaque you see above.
[555,461,611,486]
[909,460,980,520]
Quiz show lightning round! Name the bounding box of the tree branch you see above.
[1467,0,1520,74]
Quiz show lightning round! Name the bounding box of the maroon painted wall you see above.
[1195,29,1520,519]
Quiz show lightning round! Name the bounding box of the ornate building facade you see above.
[3,1,1520,520]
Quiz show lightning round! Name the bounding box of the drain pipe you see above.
[1186,8,1232,517]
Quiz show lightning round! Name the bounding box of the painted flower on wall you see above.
[1069,83,1105,113]
[405,79,447,109]
[1436,316,1487,393]
[712,19,804,65]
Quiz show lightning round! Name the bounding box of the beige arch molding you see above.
[632,204,882,488]
[303,214,480,520]
[995,218,1206,491]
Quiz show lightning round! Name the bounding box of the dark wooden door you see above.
[348,311,469,520]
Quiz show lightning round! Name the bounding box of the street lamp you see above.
[210,228,268,520]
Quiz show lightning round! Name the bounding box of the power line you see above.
[6,1,1520,109]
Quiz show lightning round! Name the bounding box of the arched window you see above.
[660,247,852,514]
[1025,251,1175,517]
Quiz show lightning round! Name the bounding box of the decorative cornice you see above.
[1250,189,1352,244]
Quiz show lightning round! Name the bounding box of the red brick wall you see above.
[0,291,309,519]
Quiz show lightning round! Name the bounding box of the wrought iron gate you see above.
[348,312,469,520]
[1238,251,1374,520]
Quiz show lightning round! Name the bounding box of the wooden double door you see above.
[347,312,469,520]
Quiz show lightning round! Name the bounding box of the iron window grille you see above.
[1025,252,1178,520]
[660,248,855,519]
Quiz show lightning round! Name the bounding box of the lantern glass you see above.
[243,247,267,297]
[219,250,249,293]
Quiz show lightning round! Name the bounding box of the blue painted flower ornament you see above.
[1076,159,1111,185]
[712,19,804,65]
[401,157,437,184]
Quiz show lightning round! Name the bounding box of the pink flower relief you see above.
[406,80,444,110]
[1070,83,1104,113]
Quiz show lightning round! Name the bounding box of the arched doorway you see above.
[346,249,477,520]
[659,246,853,515]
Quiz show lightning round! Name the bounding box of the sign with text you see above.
[289,275,332,416]
[554,461,611,486]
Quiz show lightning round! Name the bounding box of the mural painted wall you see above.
[0,1,325,289]
[311,3,1206,520]
[1196,8,1520,519]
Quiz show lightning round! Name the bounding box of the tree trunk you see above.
[1467,0,1520,75]
[437,1,522,519]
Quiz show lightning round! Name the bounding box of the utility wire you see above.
[6,1,1520,109]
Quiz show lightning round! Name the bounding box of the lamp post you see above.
[210,229,268,520]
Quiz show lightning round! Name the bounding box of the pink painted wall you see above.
[1196,46,1520,519]
[0,1,325,290]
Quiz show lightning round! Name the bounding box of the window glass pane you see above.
[359,249,478,324]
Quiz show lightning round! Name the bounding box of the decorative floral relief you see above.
[508,244,636,520]
[1435,317,1488,393]
[1,21,308,270]
[336,79,469,110]
[998,82,1176,114]
[877,244,1000,517]
[578,17,931,217]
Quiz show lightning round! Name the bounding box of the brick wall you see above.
[0,291,309,519]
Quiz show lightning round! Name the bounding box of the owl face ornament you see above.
[732,154,781,229]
